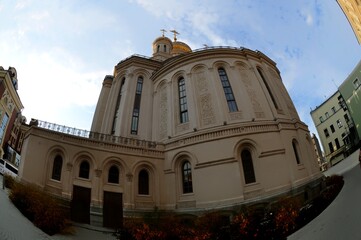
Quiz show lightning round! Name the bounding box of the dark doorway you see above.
[103,191,123,229]
[71,185,91,224]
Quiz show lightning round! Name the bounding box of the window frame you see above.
[182,161,193,194]
[79,160,90,179]
[51,155,63,181]
[241,149,256,184]
[108,165,119,184]
[138,169,150,195]
[218,68,238,112]
[178,77,189,123]
[131,76,143,135]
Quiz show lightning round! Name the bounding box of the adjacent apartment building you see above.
[0,67,25,167]
[338,60,361,148]
[310,91,353,166]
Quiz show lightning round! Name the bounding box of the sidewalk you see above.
[288,149,361,240]
[0,175,116,240]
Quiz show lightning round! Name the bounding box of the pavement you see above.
[288,149,361,240]
[1,150,360,240]
[0,176,116,240]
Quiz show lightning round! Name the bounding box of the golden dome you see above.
[171,41,192,56]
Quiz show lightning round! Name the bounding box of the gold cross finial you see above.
[170,30,179,41]
[160,29,167,37]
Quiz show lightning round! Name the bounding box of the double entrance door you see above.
[71,186,123,228]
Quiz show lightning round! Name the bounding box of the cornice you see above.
[150,47,278,81]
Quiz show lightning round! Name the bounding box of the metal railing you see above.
[29,119,158,149]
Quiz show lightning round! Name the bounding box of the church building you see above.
[19,32,322,228]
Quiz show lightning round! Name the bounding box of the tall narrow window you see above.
[292,140,301,164]
[241,149,256,184]
[335,138,340,149]
[51,155,63,181]
[108,165,119,184]
[182,161,193,193]
[0,113,9,144]
[112,78,126,134]
[336,119,343,128]
[324,128,329,137]
[257,68,279,110]
[138,169,149,195]
[178,77,189,123]
[328,142,334,153]
[218,68,238,112]
[131,77,143,135]
[79,160,90,179]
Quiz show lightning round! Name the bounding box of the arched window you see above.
[241,149,256,184]
[178,77,189,123]
[51,155,63,181]
[292,140,301,164]
[108,165,119,184]
[163,45,167,52]
[79,160,90,179]
[131,76,143,135]
[218,68,238,112]
[257,68,279,110]
[112,78,126,134]
[138,169,149,195]
[182,161,193,194]
[157,45,160,52]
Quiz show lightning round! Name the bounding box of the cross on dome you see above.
[170,30,179,42]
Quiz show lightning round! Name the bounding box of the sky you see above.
[0,0,360,138]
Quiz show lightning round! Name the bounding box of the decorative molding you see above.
[95,169,102,177]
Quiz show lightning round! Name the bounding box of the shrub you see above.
[9,182,68,235]
[3,174,16,189]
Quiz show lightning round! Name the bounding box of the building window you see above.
[51,155,63,181]
[257,68,279,110]
[344,114,350,123]
[353,78,360,89]
[79,161,90,179]
[178,77,189,123]
[218,68,238,112]
[324,128,329,138]
[163,45,167,52]
[112,78,126,134]
[335,138,340,149]
[292,140,301,164]
[331,107,336,114]
[0,113,9,144]
[337,119,343,128]
[138,169,149,195]
[182,161,193,194]
[325,112,329,118]
[241,149,256,184]
[157,45,160,52]
[131,76,143,135]
[328,142,334,153]
[319,116,324,123]
[108,165,119,184]
[330,124,335,133]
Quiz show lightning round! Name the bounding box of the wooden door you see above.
[103,191,123,229]
[71,185,91,224]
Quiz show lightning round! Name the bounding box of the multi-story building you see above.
[311,133,327,171]
[310,91,353,166]
[337,0,361,44]
[338,59,361,148]
[0,67,25,166]
[19,33,322,228]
